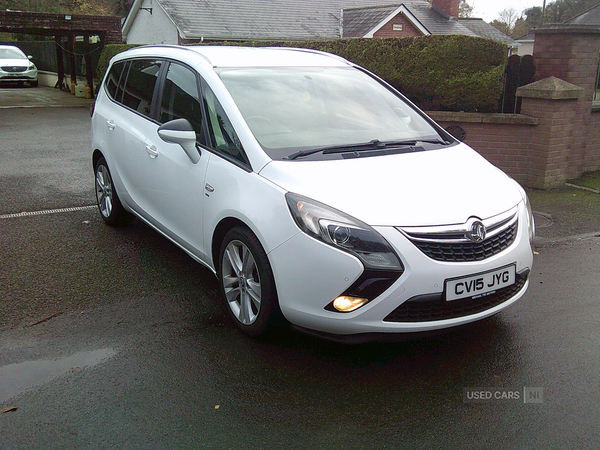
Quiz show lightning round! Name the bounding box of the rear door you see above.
[104,58,165,215]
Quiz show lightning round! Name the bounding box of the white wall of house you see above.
[517,41,534,56]
[125,0,179,44]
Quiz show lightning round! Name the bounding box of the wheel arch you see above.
[92,149,104,170]
[211,217,251,274]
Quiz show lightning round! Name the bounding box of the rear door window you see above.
[159,62,206,145]
[121,59,163,118]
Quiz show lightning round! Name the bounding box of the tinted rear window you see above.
[119,59,163,118]
[105,61,125,100]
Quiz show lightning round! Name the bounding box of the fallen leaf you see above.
[215,405,220,410]
[1,406,18,413]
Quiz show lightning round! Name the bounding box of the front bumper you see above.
[0,68,38,82]
[268,202,534,337]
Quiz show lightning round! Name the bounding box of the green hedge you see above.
[96,43,140,83]
[97,36,507,113]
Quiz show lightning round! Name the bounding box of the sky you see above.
[469,0,544,22]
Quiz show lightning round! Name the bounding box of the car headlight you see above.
[285,192,403,271]
[524,192,535,243]
[28,63,36,71]
[514,182,535,243]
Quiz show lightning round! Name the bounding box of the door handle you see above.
[106,120,116,130]
[146,145,159,158]
[205,183,214,193]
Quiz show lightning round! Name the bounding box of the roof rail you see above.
[120,43,212,65]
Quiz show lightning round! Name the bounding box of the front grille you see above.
[411,221,517,262]
[383,271,528,323]
[1,66,27,73]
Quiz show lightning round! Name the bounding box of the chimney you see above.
[432,0,460,18]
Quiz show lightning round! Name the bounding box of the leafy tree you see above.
[0,0,132,15]
[459,0,474,18]
[489,19,511,36]
[523,6,544,26]
[512,17,532,39]
[543,0,600,23]
[489,7,520,37]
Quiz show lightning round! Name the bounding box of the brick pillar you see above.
[532,25,600,178]
[517,77,584,189]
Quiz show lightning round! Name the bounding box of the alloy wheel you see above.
[95,164,113,219]
[221,239,262,325]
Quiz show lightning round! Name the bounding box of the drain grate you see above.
[0,205,96,220]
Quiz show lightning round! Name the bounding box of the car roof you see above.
[0,45,25,51]
[117,45,352,68]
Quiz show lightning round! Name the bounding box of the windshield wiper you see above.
[285,138,450,160]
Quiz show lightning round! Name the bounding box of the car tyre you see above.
[218,227,284,336]
[94,157,130,226]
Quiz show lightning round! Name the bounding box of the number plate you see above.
[445,265,516,301]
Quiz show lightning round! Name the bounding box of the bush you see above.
[97,36,507,112]
[95,43,140,82]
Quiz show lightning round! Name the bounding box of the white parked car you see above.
[0,45,38,87]
[91,45,534,342]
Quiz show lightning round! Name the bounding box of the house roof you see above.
[516,31,535,42]
[123,0,518,46]
[341,2,518,46]
[124,0,423,41]
[342,4,401,38]
[566,3,600,25]
[342,1,479,38]
[457,18,519,47]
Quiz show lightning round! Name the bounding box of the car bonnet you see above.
[258,143,522,227]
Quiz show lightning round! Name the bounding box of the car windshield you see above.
[217,66,444,160]
[0,47,26,59]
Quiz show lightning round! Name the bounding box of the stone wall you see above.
[429,112,537,186]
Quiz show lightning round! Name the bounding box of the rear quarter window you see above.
[105,60,125,100]
[113,59,164,118]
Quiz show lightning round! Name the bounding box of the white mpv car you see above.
[91,45,534,342]
[0,45,38,87]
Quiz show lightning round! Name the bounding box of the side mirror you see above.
[28,55,33,60]
[158,118,200,164]
[445,125,467,142]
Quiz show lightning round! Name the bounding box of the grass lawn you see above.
[568,170,600,192]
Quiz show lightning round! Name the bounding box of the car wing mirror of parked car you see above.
[157,118,201,164]
[445,125,467,142]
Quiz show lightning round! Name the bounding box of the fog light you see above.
[332,296,369,312]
